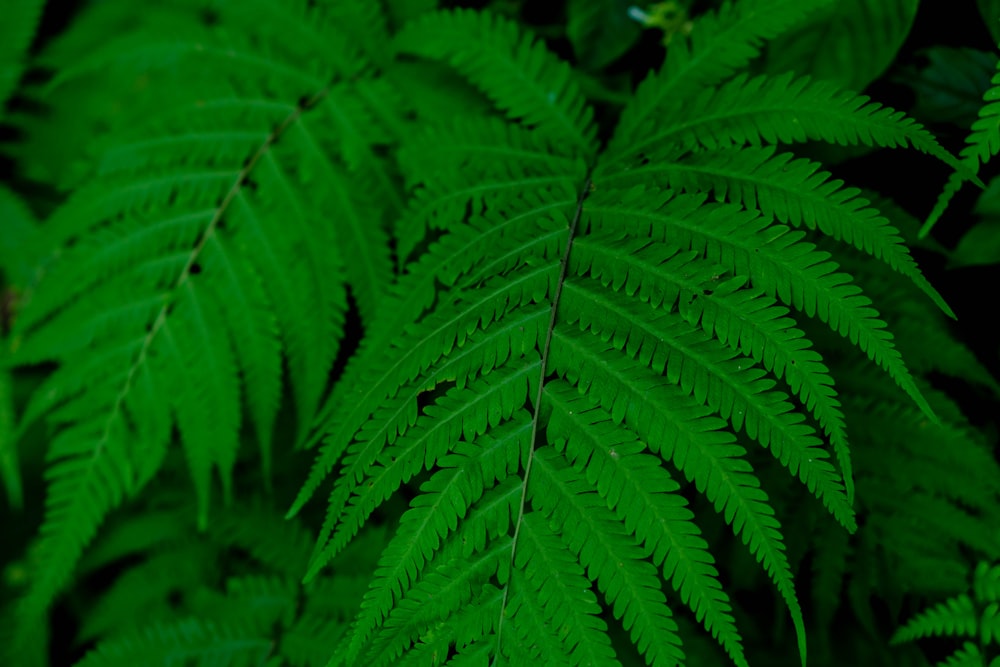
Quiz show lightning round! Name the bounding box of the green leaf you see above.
[902,47,997,127]
[566,0,642,70]
[979,0,1000,44]
[0,0,45,113]
[764,0,918,92]
[0,361,20,509]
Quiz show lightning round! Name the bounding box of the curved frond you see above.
[923,52,1000,236]
[605,145,953,317]
[604,71,965,176]
[891,594,979,644]
[10,0,396,626]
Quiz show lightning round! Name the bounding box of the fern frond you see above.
[606,145,953,317]
[512,513,620,666]
[922,51,1000,236]
[934,643,985,667]
[0,0,45,111]
[12,0,397,625]
[394,8,598,156]
[339,437,528,665]
[570,235,855,503]
[74,617,274,667]
[290,256,560,520]
[585,186,933,421]
[892,594,979,643]
[549,326,808,664]
[543,382,748,667]
[8,3,950,665]
[529,448,687,667]
[613,0,833,148]
[395,119,585,260]
[305,362,539,580]
[361,536,516,667]
[19,418,145,622]
[603,71,965,177]
[559,276,854,530]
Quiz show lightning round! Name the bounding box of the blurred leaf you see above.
[0,362,20,510]
[763,0,918,92]
[0,0,45,112]
[951,178,1000,267]
[0,186,39,288]
[385,0,438,28]
[951,219,1000,267]
[980,0,1000,45]
[567,0,642,70]
[901,47,997,127]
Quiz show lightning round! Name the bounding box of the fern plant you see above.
[1,1,998,666]
[891,562,1000,667]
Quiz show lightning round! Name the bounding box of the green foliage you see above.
[981,0,1000,44]
[763,0,919,92]
[901,47,997,127]
[892,562,1000,667]
[922,42,1000,236]
[566,0,642,71]
[949,174,1000,268]
[0,1,997,667]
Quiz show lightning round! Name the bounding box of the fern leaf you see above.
[891,594,979,643]
[560,277,854,530]
[200,231,282,481]
[0,0,45,111]
[544,382,748,667]
[613,0,834,148]
[513,513,621,666]
[305,363,538,580]
[163,280,241,525]
[290,261,558,520]
[361,537,515,667]
[530,448,687,667]
[15,332,173,625]
[975,562,1000,603]
[17,422,139,624]
[922,52,1000,236]
[607,145,953,318]
[394,9,597,156]
[340,437,526,665]
[550,327,808,665]
[300,188,576,453]
[936,643,985,667]
[10,0,401,629]
[570,234,855,503]
[74,618,273,667]
[586,186,934,422]
[395,120,585,260]
[604,71,966,177]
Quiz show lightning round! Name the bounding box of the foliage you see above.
[891,562,1000,667]
[0,1,997,666]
